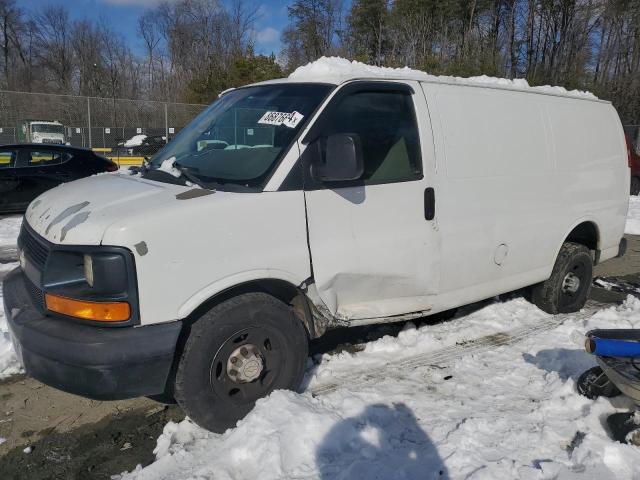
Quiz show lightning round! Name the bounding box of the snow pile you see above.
[157,156,181,178]
[289,57,597,99]
[0,216,21,249]
[0,216,23,379]
[0,261,22,379]
[626,195,640,235]
[117,297,640,480]
[123,134,147,147]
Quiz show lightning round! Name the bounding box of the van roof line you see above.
[249,76,609,104]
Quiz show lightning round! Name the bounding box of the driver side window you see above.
[320,90,423,184]
[28,150,66,166]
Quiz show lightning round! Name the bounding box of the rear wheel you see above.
[632,176,640,196]
[174,292,308,432]
[531,242,592,314]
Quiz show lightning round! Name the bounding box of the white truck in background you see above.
[17,120,66,144]
[3,59,629,434]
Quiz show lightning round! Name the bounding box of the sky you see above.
[18,0,293,57]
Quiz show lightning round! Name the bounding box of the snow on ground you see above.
[0,260,21,379]
[0,216,23,379]
[0,216,21,250]
[0,267,20,378]
[117,298,640,480]
[626,196,640,235]
[289,57,597,99]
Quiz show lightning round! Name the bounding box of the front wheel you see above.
[174,293,308,433]
[531,242,592,314]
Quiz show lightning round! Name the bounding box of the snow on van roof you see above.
[288,57,598,100]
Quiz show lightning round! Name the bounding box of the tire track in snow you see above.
[309,303,601,397]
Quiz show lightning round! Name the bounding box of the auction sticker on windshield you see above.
[258,111,304,128]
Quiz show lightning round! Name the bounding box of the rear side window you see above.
[320,90,422,183]
[28,150,67,166]
[0,150,16,169]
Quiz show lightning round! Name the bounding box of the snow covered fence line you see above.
[289,57,597,99]
[116,297,640,480]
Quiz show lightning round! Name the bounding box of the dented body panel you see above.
[302,80,440,320]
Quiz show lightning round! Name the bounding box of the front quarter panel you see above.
[101,190,310,325]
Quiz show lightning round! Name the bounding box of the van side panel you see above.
[423,82,627,306]
[544,99,628,259]
[425,84,557,294]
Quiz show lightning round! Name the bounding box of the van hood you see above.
[25,173,191,245]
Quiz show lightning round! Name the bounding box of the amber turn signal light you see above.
[45,293,130,322]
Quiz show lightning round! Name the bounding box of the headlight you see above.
[83,254,94,287]
[41,247,138,325]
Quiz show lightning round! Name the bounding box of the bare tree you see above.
[138,10,161,96]
[34,5,73,92]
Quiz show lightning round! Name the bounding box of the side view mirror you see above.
[311,133,364,182]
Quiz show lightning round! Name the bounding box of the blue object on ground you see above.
[585,329,640,403]
[587,338,640,357]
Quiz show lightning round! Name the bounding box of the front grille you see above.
[41,139,63,144]
[18,224,50,271]
[24,274,45,311]
[18,224,50,311]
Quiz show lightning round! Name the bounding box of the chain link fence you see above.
[0,90,207,163]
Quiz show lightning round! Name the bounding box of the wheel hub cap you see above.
[226,344,263,383]
[562,272,581,294]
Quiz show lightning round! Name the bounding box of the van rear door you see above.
[302,80,440,321]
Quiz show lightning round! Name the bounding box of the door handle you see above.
[424,187,435,220]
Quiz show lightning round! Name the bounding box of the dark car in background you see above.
[0,144,117,213]
[111,134,169,158]
[624,125,640,195]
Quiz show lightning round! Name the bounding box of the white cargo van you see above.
[3,63,629,432]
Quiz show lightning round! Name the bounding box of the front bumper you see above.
[3,268,182,400]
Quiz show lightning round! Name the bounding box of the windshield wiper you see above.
[172,162,214,190]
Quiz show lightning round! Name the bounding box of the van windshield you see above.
[148,83,332,189]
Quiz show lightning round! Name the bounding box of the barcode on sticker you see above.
[258,111,304,128]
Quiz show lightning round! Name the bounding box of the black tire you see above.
[631,176,640,196]
[531,242,592,314]
[577,366,621,399]
[174,292,308,433]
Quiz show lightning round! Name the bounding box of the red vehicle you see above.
[625,125,640,195]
